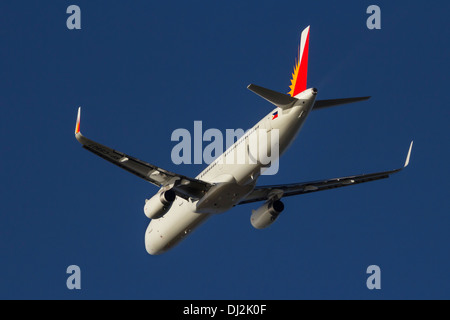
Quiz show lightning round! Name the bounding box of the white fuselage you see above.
[145,89,317,254]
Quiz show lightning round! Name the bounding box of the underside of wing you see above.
[238,142,413,205]
[74,108,211,200]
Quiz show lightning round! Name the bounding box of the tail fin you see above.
[288,26,310,97]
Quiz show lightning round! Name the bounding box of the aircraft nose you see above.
[145,235,166,255]
[145,242,164,255]
[145,223,166,255]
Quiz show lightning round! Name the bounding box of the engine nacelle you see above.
[144,189,176,219]
[250,200,284,229]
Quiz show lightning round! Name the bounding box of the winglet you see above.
[75,107,81,135]
[404,141,414,168]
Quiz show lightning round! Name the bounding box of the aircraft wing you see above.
[74,108,212,200]
[238,142,413,205]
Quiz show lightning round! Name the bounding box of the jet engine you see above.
[144,189,176,219]
[250,199,284,229]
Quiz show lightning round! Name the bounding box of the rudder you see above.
[288,26,310,97]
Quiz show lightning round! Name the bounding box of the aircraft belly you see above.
[145,177,254,254]
[196,176,255,213]
[145,102,313,255]
[145,199,211,254]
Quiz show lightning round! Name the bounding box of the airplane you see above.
[74,26,413,255]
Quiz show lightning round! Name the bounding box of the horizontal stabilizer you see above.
[313,96,371,110]
[247,84,298,109]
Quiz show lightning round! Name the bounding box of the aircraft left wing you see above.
[248,83,371,111]
[74,107,212,200]
[238,142,413,205]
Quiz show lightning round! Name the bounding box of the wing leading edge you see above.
[74,107,212,200]
[238,142,413,205]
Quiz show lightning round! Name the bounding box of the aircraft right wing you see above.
[74,108,212,200]
[238,142,413,205]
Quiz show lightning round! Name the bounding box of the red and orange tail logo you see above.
[288,26,310,97]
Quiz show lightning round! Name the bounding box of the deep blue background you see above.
[0,1,449,299]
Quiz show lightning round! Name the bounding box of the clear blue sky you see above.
[0,1,449,299]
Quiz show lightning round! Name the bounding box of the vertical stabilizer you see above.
[288,26,310,97]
